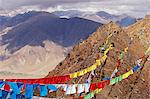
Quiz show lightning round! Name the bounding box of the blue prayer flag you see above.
[25,84,34,99]
[48,84,58,91]
[39,85,48,97]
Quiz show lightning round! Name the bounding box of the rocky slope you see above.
[47,16,149,98]
[126,15,150,48]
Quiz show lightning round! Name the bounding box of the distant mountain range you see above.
[1,11,101,52]
[52,10,138,27]
[0,11,101,78]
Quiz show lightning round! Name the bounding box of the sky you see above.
[0,0,150,17]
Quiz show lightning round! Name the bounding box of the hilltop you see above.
[47,16,150,98]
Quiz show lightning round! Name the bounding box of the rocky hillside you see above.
[47,16,150,98]
[126,15,150,48]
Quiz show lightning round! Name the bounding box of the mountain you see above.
[47,16,149,98]
[80,14,109,23]
[4,11,51,27]
[117,16,137,27]
[1,12,101,52]
[126,15,150,48]
[96,11,119,20]
[0,11,53,31]
[0,16,10,30]
[0,11,101,78]
[0,16,10,26]
[96,11,137,26]
[53,10,137,26]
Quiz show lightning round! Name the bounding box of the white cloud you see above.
[0,0,150,17]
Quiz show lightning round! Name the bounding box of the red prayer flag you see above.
[90,83,97,91]
[4,83,10,92]
[97,81,105,89]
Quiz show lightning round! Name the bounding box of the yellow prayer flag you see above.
[106,33,113,43]
[83,69,88,74]
[91,64,97,70]
[101,55,107,62]
[77,70,84,76]
[70,72,78,78]
[96,60,101,66]
[94,88,102,94]
[145,47,150,55]
[122,70,133,79]
[105,39,109,45]
[86,66,93,72]
[104,44,113,55]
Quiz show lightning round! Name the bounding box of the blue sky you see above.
[0,0,150,17]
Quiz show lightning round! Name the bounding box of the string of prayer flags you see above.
[6,75,71,84]
[0,45,148,99]
[0,62,145,99]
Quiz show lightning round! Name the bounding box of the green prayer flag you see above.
[118,75,123,81]
[110,75,123,85]
[84,92,94,99]
[110,78,116,85]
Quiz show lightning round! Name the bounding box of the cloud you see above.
[0,0,150,17]
[0,0,97,9]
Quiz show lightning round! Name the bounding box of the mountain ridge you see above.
[46,17,149,98]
